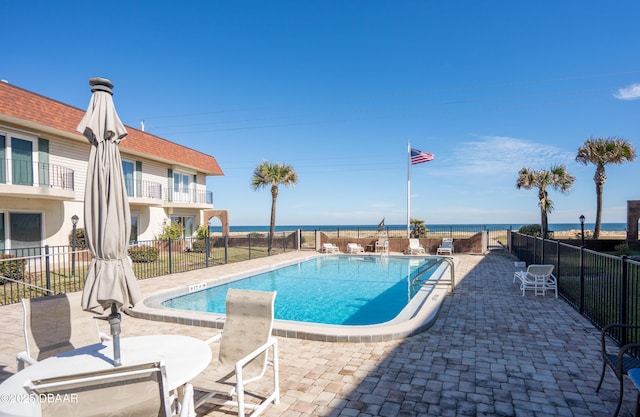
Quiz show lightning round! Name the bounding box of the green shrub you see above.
[69,227,87,247]
[157,221,184,240]
[128,245,159,263]
[191,239,209,253]
[0,254,27,281]
[518,224,541,236]
[614,242,632,256]
[195,225,209,239]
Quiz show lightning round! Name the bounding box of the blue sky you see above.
[4,1,640,227]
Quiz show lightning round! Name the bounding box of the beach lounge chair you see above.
[436,238,453,255]
[195,289,279,417]
[596,323,640,417]
[24,360,195,417]
[408,239,425,255]
[513,264,557,297]
[16,292,109,370]
[346,243,365,254]
[321,243,340,253]
[375,238,389,254]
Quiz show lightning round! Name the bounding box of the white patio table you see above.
[0,334,212,417]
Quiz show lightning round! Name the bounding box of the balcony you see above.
[126,179,164,206]
[163,187,213,209]
[0,159,75,200]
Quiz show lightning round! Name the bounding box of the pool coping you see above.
[127,253,455,343]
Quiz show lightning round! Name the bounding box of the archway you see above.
[203,209,230,235]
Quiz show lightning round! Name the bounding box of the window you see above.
[0,213,4,251]
[0,135,5,183]
[130,214,139,243]
[122,160,134,197]
[170,216,194,239]
[0,135,47,186]
[12,137,33,185]
[9,212,42,254]
[173,172,192,202]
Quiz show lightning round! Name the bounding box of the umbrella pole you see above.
[108,303,122,367]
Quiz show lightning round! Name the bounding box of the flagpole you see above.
[407,141,411,238]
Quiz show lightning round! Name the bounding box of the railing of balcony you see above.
[0,159,74,190]
[124,179,163,200]
[164,187,213,204]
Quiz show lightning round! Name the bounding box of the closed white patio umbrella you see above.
[78,77,142,366]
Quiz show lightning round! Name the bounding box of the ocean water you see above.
[209,223,627,233]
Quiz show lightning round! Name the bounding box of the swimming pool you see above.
[162,255,438,325]
[133,253,454,342]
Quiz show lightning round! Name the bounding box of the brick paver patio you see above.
[0,251,636,416]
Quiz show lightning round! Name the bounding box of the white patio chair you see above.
[436,238,453,255]
[408,239,425,255]
[24,360,195,417]
[321,243,340,253]
[346,243,365,254]
[375,238,389,254]
[514,264,557,297]
[17,292,109,370]
[195,289,279,417]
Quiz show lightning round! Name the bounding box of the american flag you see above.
[411,148,434,165]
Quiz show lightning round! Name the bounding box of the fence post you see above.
[579,246,585,314]
[224,235,228,264]
[620,256,629,344]
[556,240,561,290]
[45,245,51,293]
[205,235,210,268]
[248,233,252,260]
[168,238,173,275]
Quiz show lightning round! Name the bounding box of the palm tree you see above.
[251,161,298,254]
[516,165,575,238]
[575,137,636,239]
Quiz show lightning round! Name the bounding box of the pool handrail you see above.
[411,257,455,293]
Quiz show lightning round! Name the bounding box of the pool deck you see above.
[1,250,637,416]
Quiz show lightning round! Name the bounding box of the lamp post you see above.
[579,214,585,247]
[71,215,79,277]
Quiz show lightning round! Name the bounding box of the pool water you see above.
[162,255,439,326]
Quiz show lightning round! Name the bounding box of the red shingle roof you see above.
[0,81,223,176]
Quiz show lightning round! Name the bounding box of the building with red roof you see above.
[0,80,224,250]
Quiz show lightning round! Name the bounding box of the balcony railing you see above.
[164,187,213,205]
[0,159,74,191]
[125,179,163,200]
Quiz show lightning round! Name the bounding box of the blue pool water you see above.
[162,256,439,326]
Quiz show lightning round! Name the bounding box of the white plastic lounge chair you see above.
[321,243,340,253]
[436,238,453,255]
[375,238,389,254]
[346,243,365,254]
[17,292,109,370]
[195,289,279,417]
[24,360,195,417]
[408,239,425,255]
[514,264,557,297]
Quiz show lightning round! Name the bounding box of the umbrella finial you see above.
[89,77,114,95]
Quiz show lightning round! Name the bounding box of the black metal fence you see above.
[510,231,640,345]
[0,231,300,305]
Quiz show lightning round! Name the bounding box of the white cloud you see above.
[448,136,575,176]
[613,83,640,100]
